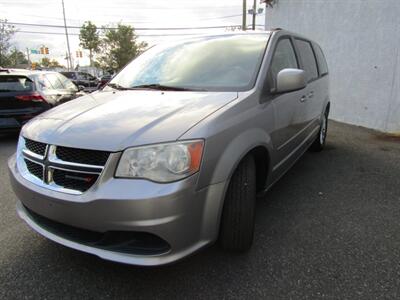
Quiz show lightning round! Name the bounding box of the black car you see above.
[61,71,99,92]
[0,69,82,131]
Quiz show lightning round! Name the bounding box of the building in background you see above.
[265,0,400,133]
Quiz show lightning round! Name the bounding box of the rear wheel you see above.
[310,109,329,152]
[219,155,256,252]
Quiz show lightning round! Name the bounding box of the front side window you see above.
[295,39,318,82]
[61,72,76,80]
[268,38,298,90]
[86,73,96,81]
[78,73,93,80]
[313,43,328,76]
[109,34,270,92]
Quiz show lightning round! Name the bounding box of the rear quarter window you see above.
[37,74,53,90]
[57,73,77,90]
[295,39,318,82]
[0,76,34,92]
[45,73,64,89]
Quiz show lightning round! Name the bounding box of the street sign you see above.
[30,49,39,54]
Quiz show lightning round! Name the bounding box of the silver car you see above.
[8,29,330,266]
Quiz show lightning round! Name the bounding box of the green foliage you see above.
[49,59,63,68]
[79,21,100,66]
[39,57,51,68]
[38,57,63,68]
[7,48,28,66]
[0,19,16,66]
[97,24,147,72]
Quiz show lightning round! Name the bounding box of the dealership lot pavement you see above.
[1,121,400,299]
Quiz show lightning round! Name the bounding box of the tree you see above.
[39,57,51,68]
[38,57,64,68]
[97,24,147,72]
[79,21,100,67]
[8,48,28,66]
[49,59,63,68]
[0,19,16,66]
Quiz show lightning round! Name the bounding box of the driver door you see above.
[264,37,309,172]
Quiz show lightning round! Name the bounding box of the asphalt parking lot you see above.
[1,121,400,299]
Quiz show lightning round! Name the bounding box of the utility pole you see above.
[252,0,257,30]
[26,48,30,66]
[62,0,72,70]
[242,0,247,31]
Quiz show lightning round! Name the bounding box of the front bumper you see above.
[8,154,226,266]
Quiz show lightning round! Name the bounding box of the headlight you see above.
[115,140,204,182]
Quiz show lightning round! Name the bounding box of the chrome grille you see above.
[56,146,110,166]
[24,159,44,180]
[53,169,99,193]
[18,137,110,194]
[25,139,47,156]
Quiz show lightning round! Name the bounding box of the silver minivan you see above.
[9,29,330,266]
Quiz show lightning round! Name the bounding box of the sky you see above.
[1,0,267,66]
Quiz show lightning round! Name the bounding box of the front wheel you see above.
[310,109,329,152]
[219,155,256,252]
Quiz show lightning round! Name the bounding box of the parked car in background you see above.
[97,74,112,89]
[60,71,99,92]
[9,30,330,266]
[0,69,82,131]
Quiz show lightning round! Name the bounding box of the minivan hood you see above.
[22,90,238,151]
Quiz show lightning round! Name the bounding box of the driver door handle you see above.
[300,95,307,102]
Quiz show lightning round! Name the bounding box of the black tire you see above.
[219,155,256,252]
[310,109,329,152]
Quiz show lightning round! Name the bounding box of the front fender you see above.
[196,127,273,243]
[209,127,272,187]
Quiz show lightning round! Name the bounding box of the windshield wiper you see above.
[129,84,205,91]
[106,82,130,91]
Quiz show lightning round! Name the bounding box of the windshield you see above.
[109,34,269,92]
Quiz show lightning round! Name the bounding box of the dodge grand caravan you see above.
[8,29,330,266]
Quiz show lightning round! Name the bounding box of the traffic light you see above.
[76,50,83,58]
[39,47,49,54]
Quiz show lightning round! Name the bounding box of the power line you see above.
[7,21,242,31]
[15,30,211,37]
[14,13,243,23]
[198,14,243,20]
[13,13,155,23]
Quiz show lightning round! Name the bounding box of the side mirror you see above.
[275,68,307,93]
[78,85,85,92]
